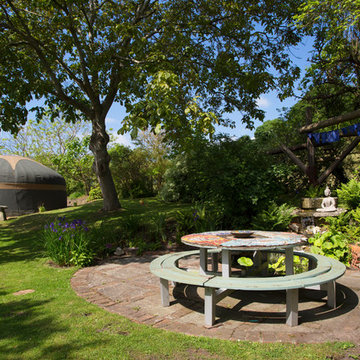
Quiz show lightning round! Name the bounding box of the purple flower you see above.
[59,236,63,241]
[105,243,113,249]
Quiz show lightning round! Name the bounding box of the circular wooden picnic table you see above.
[181,230,307,277]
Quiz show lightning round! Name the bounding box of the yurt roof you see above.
[0,155,65,185]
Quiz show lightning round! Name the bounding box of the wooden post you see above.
[221,250,231,277]
[204,287,216,327]
[211,252,219,273]
[160,278,170,307]
[286,288,299,326]
[285,248,294,276]
[199,248,208,275]
[326,281,337,308]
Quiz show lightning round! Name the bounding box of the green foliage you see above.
[109,144,154,199]
[337,179,360,209]
[133,130,171,193]
[294,0,360,107]
[68,191,85,200]
[251,202,296,231]
[174,204,223,240]
[269,255,309,275]
[51,136,96,195]
[88,187,103,202]
[237,257,254,267]
[305,185,326,198]
[38,204,46,213]
[150,212,168,242]
[339,207,360,244]
[161,136,285,227]
[43,217,94,267]
[308,231,351,266]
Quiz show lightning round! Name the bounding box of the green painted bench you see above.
[150,250,346,327]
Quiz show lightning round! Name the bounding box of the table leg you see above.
[211,252,218,273]
[285,247,294,275]
[222,249,231,277]
[199,248,208,275]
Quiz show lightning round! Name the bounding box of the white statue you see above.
[316,186,337,212]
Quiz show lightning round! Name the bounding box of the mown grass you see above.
[0,198,354,359]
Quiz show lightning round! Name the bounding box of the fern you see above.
[337,179,360,210]
[251,202,296,231]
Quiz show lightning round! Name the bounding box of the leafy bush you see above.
[337,179,360,209]
[109,144,155,199]
[268,255,308,275]
[160,136,284,227]
[150,212,168,242]
[174,204,223,240]
[68,191,85,200]
[88,186,103,201]
[308,230,350,266]
[251,202,296,231]
[43,217,94,267]
[346,207,360,244]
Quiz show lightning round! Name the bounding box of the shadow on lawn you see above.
[0,297,108,360]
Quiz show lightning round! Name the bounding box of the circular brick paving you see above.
[71,252,360,344]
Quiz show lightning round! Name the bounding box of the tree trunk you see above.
[89,114,121,211]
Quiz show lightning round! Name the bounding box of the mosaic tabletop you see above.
[181,230,307,250]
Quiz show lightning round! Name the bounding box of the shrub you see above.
[88,186,103,201]
[308,230,350,266]
[43,217,94,267]
[174,204,223,241]
[337,179,360,209]
[251,202,296,231]
[68,191,85,200]
[268,255,308,275]
[160,136,284,227]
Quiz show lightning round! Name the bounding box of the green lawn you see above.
[0,199,354,359]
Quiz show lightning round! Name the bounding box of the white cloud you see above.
[111,133,133,148]
[256,97,270,108]
[105,117,120,128]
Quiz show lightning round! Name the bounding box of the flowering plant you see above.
[43,216,94,267]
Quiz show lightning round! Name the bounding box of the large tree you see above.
[0,0,302,210]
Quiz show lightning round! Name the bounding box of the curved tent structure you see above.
[0,155,67,216]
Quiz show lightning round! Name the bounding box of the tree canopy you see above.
[295,0,360,108]
[0,0,302,210]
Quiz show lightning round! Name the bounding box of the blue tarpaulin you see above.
[308,123,360,145]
